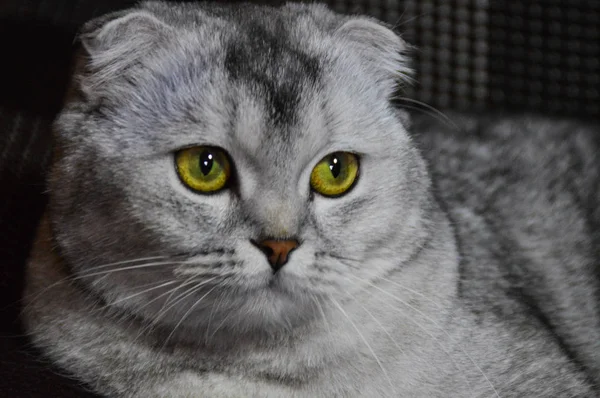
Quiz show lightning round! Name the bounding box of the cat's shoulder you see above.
[412,111,600,157]
[411,111,600,186]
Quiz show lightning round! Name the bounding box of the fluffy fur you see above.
[22,2,600,397]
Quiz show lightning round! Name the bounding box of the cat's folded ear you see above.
[334,18,412,95]
[74,7,173,94]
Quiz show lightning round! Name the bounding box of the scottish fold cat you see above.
[22,1,600,397]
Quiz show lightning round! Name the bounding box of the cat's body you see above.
[22,2,600,397]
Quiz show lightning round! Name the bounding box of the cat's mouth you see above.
[265,271,306,297]
[244,267,313,297]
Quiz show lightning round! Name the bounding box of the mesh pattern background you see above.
[3,0,599,118]
[487,1,600,117]
[325,0,600,118]
[331,0,491,112]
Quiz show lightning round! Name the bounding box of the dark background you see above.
[1,0,598,396]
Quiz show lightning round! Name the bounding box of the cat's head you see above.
[50,1,431,340]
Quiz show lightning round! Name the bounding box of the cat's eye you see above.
[310,152,359,197]
[175,146,231,193]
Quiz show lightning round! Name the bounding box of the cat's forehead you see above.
[187,29,328,164]
[159,10,334,155]
[77,2,401,159]
[223,20,322,129]
[226,81,327,172]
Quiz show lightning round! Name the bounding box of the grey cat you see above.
[22,1,600,397]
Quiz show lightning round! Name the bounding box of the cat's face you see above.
[50,2,429,339]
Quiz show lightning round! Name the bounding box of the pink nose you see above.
[255,239,300,272]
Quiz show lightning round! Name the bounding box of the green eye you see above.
[310,152,359,197]
[175,146,231,193]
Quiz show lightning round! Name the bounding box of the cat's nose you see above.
[253,239,300,272]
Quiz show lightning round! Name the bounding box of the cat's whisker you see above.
[60,261,196,325]
[355,268,446,310]
[347,275,500,398]
[338,277,475,396]
[331,256,449,312]
[119,277,204,336]
[339,278,478,396]
[19,257,172,313]
[317,252,363,263]
[83,255,171,272]
[151,280,211,324]
[393,97,459,130]
[84,279,178,317]
[311,294,331,336]
[174,265,234,277]
[344,290,405,355]
[162,274,202,307]
[389,5,408,30]
[369,292,476,397]
[40,260,188,295]
[174,255,234,264]
[208,305,235,341]
[78,261,189,279]
[205,290,229,345]
[106,280,179,307]
[123,276,201,337]
[162,284,221,349]
[136,277,219,340]
[327,295,397,396]
[395,103,457,131]
[392,11,431,30]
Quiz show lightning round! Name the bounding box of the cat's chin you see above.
[210,273,322,335]
[135,271,323,345]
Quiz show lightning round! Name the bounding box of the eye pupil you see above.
[199,151,214,175]
[329,155,341,178]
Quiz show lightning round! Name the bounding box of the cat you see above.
[22,1,600,397]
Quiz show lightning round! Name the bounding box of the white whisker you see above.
[348,293,405,355]
[21,256,171,312]
[205,290,228,345]
[341,278,474,395]
[136,277,219,340]
[393,97,459,130]
[130,276,199,320]
[367,291,474,396]
[78,261,188,279]
[163,284,221,348]
[311,295,331,336]
[84,256,170,272]
[162,274,201,307]
[108,280,178,306]
[348,275,499,398]
[153,279,214,322]
[357,269,446,309]
[208,307,234,340]
[328,296,396,396]
[393,11,430,29]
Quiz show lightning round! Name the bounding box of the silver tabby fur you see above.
[23,2,600,397]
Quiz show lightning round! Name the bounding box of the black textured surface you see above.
[488,0,600,116]
[0,0,598,396]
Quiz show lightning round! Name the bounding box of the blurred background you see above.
[0,1,598,396]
